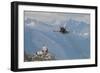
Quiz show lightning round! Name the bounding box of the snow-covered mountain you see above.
[24,18,90,60]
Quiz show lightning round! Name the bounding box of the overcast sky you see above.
[24,11,90,25]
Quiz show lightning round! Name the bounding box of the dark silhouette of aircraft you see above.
[59,27,69,34]
[53,26,69,34]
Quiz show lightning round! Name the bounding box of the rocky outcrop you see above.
[32,51,55,61]
[24,47,55,62]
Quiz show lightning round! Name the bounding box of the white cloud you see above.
[78,32,89,38]
[26,21,36,27]
[24,11,90,25]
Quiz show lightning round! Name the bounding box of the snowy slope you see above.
[24,19,90,60]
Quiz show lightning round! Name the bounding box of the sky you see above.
[24,11,90,60]
[24,11,90,26]
[24,11,90,39]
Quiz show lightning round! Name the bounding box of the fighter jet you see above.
[53,26,69,34]
[59,26,69,34]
